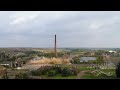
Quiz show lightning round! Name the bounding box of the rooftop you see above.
[80,57,97,62]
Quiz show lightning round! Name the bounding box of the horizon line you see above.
[0,47,120,49]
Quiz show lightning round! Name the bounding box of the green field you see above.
[51,74,76,79]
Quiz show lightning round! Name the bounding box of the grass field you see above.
[53,75,76,79]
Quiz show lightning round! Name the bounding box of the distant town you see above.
[0,35,120,79]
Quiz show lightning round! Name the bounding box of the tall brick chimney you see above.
[54,34,57,57]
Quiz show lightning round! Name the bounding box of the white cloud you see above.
[89,22,103,30]
[9,11,40,25]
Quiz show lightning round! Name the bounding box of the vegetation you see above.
[70,56,80,64]
[47,70,56,77]
[2,74,8,79]
[96,56,104,64]
[53,75,76,79]
[61,68,72,77]
[82,69,116,79]
[30,66,79,78]
[15,73,29,79]
[95,50,106,56]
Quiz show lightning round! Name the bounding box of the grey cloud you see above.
[0,11,120,47]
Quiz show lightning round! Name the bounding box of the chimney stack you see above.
[54,34,57,57]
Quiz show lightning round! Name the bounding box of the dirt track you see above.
[21,64,52,70]
[76,70,90,79]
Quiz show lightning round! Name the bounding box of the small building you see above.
[80,57,97,62]
[0,59,25,68]
[15,59,26,67]
[0,61,14,68]
[109,50,117,53]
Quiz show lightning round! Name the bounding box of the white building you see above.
[109,50,117,53]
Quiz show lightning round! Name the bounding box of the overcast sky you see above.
[0,11,120,48]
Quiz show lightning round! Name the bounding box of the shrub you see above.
[53,66,62,74]
[96,56,104,64]
[47,70,56,77]
[71,57,80,64]
[15,73,29,79]
[57,67,62,74]
[2,74,8,79]
[71,66,79,75]
[31,70,42,76]
[31,66,53,76]
[61,68,72,77]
